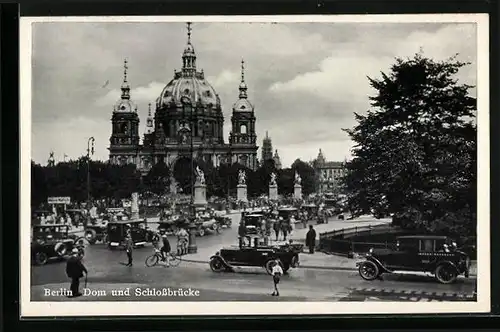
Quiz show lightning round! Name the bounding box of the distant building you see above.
[260,131,281,169]
[312,149,346,193]
[261,131,273,163]
[272,149,282,170]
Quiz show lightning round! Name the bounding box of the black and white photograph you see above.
[20,15,489,316]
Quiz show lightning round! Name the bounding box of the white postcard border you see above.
[20,14,490,317]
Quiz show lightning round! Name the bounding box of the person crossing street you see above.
[125,231,134,266]
[271,259,283,297]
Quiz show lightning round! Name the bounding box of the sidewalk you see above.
[181,216,391,267]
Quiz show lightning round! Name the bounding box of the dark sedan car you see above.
[356,235,471,284]
[209,237,303,275]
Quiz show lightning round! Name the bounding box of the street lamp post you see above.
[86,137,95,225]
[181,96,197,254]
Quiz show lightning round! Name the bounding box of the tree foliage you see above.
[343,53,477,236]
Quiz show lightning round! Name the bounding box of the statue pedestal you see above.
[269,184,278,200]
[294,184,302,200]
[131,192,139,220]
[237,184,248,203]
[193,182,207,207]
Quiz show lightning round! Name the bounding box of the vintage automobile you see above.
[195,212,219,236]
[157,214,189,234]
[106,219,154,249]
[31,224,84,265]
[209,236,304,274]
[278,207,298,220]
[214,215,232,229]
[300,204,320,223]
[356,235,471,284]
[243,213,266,235]
[83,221,108,244]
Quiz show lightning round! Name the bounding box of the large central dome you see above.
[157,71,220,109]
[156,23,220,110]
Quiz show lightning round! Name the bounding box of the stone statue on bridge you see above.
[294,171,302,185]
[195,166,205,185]
[238,170,246,185]
[270,172,277,186]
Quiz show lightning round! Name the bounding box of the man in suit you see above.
[65,248,88,297]
[306,225,317,254]
[125,231,134,266]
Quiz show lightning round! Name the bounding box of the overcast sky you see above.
[30,21,477,167]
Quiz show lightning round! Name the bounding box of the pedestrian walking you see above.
[238,219,247,248]
[281,218,289,241]
[176,227,189,255]
[125,231,133,266]
[306,225,316,254]
[273,218,281,241]
[271,259,283,296]
[65,248,88,298]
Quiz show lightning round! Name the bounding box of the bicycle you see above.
[145,248,181,267]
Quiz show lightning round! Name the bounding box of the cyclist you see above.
[159,230,171,267]
[151,230,161,249]
[176,227,189,255]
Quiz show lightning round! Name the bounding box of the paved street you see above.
[31,213,475,302]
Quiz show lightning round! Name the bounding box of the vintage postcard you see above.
[20,14,490,316]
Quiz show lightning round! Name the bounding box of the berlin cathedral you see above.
[108,23,259,177]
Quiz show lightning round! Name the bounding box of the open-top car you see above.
[356,235,471,284]
[31,224,84,265]
[209,236,303,274]
[106,219,154,249]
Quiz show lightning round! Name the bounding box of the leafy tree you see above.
[291,159,317,195]
[143,160,171,195]
[343,53,476,236]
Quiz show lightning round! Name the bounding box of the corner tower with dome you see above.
[108,22,259,178]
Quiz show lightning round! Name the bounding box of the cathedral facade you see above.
[108,23,259,175]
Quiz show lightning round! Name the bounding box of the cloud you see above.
[96,81,166,107]
[269,24,476,108]
[207,70,239,89]
[29,22,478,168]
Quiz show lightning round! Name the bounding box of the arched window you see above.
[240,124,247,134]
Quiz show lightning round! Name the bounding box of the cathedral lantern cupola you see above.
[182,22,197,77]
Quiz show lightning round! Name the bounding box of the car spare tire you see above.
[265,259,280,275]
[84,229,97,244]
[54,242,67,256]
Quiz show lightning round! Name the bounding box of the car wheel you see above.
[35,252,49,265]
[358,261,380,280]
[75,237,91,247]
[198,228,205,237]
[209,257,226,272]
[435,264,458,284]
[84,229,97,244]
